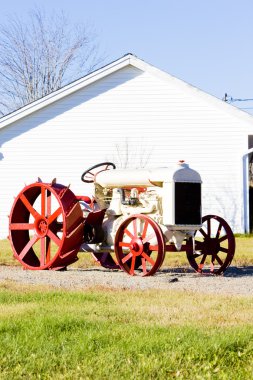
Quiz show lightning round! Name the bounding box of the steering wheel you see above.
[81,162,116,183]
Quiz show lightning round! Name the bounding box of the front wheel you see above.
[186,215,235,275]
[115,214,165,276]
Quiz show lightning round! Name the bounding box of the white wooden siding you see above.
[0,64,252,237]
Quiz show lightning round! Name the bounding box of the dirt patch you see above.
[0,265,252,296]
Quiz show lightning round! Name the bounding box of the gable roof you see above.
[1,53,253,130]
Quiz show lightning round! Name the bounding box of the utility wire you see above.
[222,93,253,113]
[223,93,253,103]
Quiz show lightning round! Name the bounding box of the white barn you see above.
[0,53,252,238]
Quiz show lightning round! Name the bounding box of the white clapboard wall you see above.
[0,54,252,238]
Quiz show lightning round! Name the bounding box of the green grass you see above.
[0,239,17,266]
[0,237,253,378]
[2,235,253,269]
[0,285,252,379]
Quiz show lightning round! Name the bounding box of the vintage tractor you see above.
[8,161,235,276]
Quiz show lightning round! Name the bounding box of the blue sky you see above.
[1,0,253,111]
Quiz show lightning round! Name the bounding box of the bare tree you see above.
[0,8,102,116]
[111,138,153,169]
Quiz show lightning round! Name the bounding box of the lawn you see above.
[0,284,252,379]
[0,237,252,379]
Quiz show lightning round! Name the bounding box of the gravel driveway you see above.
[0,265,252,296]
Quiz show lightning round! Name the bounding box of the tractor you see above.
[8,161,235,276]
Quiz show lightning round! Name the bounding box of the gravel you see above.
[0,265,252,296]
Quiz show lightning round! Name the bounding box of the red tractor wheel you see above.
[186,215,235,275]
[115,214,165,276]
[9,182,84,270]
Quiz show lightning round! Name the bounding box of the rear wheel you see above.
[9,182,84,270]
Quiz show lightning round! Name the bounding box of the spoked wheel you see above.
[115,214,165,276]
[186,215,235,275]
[9,182,84,270]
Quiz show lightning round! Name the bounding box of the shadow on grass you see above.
[223,266,253,277]
[156,266,253,277]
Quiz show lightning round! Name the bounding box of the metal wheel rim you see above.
[115,214,165,276]
[186,214,235,275]
[9,182,83,270]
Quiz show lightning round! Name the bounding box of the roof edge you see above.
[128,55,253,126]
[1,52,253,129]
[0,53,135,129]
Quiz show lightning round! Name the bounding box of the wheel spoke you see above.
[47,229,62,247]
[19,235,39,260]
[133,219,137,237]
[207,218,211,236]
[130,256,136,275]
[215,222,222,239]
[141,220,149,239]
[47,191,51,217]
[40,237,45,266]
[141,252,155,265]
[124,229,134,239]
[9,223,34,230]
[149,244,158,251]
[48,207,62,224]
[46,236,51,263]
[119,241,132,248]
[200,253,207,265]
[215,254,224,266]
[41,186,46,217]
[199,228,208,238]
[219,234,228,243]
[219,246,229,253]
[20,194,39,219]
[141,257,147,275]
[122,252,133,264]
